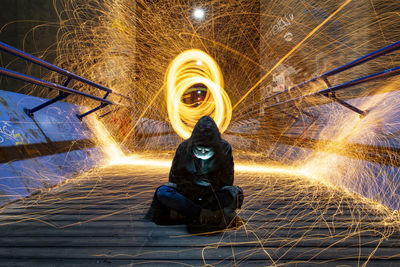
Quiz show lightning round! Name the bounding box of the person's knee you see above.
[156,185,177,204]
[221,185,244,209]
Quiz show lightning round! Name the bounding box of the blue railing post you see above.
[76,91,111,120]
[76,103,109,120]
[24,77,72,117]
[321,76,367,117]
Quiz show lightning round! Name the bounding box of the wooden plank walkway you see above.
[0,159,400,266]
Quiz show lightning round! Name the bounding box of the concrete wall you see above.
[0,89,106,206]
[0,0,60,94]
[269,90,400,210]
[258,0,399,210]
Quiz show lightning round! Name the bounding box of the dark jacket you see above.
[168,116,234,200]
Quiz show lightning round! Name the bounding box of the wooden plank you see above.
[0,225,395,239]
[0,220,395,233]
[3,259,398,267]
[0,206,380,217]
[0,235,399,248]
[0,215,371,226]
[3,201,374,209]
[0,246,399,260]
[0,215,389,226]
[9,201,373,210]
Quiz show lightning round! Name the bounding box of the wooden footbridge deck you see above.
[0,158,400,266]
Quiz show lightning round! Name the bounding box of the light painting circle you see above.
[165,49,232,139]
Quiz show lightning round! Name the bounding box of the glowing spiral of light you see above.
[165,49,232,139]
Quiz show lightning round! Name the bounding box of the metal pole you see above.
[0,67,114,105]
[24,77,72,117]
[76,103,109,120]
[264,65,400,112]
[265,40,400,101]
[0,41,134,101]
[24,92,70,117]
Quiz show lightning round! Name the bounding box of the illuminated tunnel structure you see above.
[1,21,400,267]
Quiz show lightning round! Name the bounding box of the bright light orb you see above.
[165,49,232,139]
[193,8,205,20]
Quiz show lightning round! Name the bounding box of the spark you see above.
[109,154,314,179]
[84,113,124,161]
[108,154,171,168]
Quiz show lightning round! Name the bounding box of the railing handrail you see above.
[233,40,400,121]
[265,65,400,111]
[0,41,130,118]
[265,40,400,101]
[0,67,114,105]
[0,41,113,93]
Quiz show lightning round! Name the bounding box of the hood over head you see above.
[188,116,221,149]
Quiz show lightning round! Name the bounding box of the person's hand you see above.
[195,177,211,187]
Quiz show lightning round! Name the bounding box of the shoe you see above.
[170,209,186,221]
[219,209,245,229]
[225,214,245,229]
[199,208,223,225]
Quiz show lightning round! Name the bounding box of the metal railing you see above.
[0,41,130,119]
[267,41,400,116]
[236,40,400,120]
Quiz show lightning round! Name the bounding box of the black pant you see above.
[152,185,243,224]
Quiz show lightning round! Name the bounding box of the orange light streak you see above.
[120,86,164,145]
[108,154,313,179]
[232,0,353,111]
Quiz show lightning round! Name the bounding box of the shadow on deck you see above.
[0,159,400,266]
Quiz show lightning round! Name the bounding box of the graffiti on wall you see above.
[0,121,42,159]
[266,13,294,42]
[272,65,298,93]
[0,122,25,145]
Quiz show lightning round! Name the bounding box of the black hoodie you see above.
[168,116,234,200]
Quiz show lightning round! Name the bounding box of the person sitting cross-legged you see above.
[151,116,243,228]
